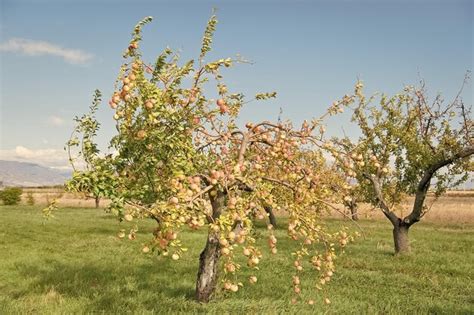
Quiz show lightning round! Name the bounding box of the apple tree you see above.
[65,15,355,303]
[332,79,473,254]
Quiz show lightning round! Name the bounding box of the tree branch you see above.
[404,145,474,225]
[363,173,399,226]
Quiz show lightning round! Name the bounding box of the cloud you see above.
[0,146,71,169]
[0,38,93,64]
[49,115,65,126]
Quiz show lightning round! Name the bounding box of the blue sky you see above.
[0,0,472,169]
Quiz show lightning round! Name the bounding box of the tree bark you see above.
[195,231,221,302]
[349,199,359,221]
[195,190,225,303]
[393,222,410,255]
[264,205,277,228]
[95,196,100,208]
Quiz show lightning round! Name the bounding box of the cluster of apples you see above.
[267,230,278,254]
[109,63,140,121]
[118,227,137,241]
[219,229,248,255]
[216,98,229,114]
[369,155,389,174]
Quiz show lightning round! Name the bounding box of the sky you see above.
[0,0,472,171]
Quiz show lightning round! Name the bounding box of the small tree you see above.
[0,187,23,205]
[333,79,473,254]
[26,192,35,205]
[66,15,356,303]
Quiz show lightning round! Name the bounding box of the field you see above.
[1,206,473,314]
[19,188,474,224]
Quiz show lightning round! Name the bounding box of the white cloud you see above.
[49,115,65,126]
[0,146,71,169]
[0,38,93,65]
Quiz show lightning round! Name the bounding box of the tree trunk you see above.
[264,205,277,228]
[95,196,100,208]
[349,200,359,221]
[393,223,410,255]
[195,232,221,302]
[195,190,225,302]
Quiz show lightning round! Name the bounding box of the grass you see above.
[0,206,473,314]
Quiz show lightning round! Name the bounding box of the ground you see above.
[0,206,473,314]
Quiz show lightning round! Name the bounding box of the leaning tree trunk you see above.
[264,205,277,228]
[392,221,410,255]
[195,190,225,302]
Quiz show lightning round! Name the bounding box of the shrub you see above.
[0,187,23,205]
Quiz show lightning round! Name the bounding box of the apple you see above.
[225,264,236,273]
[132,61,141,70]
[145,101,154,109]
[137,130,146,139]
[216,99,225,106]
[293,276,300,285]
[219,105,228,114]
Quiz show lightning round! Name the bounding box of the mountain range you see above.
[0,160,71,187]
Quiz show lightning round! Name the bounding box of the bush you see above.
[0,187,23,205]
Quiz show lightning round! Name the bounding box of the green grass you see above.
[0,206,473,314]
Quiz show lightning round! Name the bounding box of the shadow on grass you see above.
[12,258,197,307]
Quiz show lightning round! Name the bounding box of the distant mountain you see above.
[0,160,71,187]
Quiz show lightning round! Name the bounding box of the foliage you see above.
[65,15,356,302]
[0,187,23,205]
